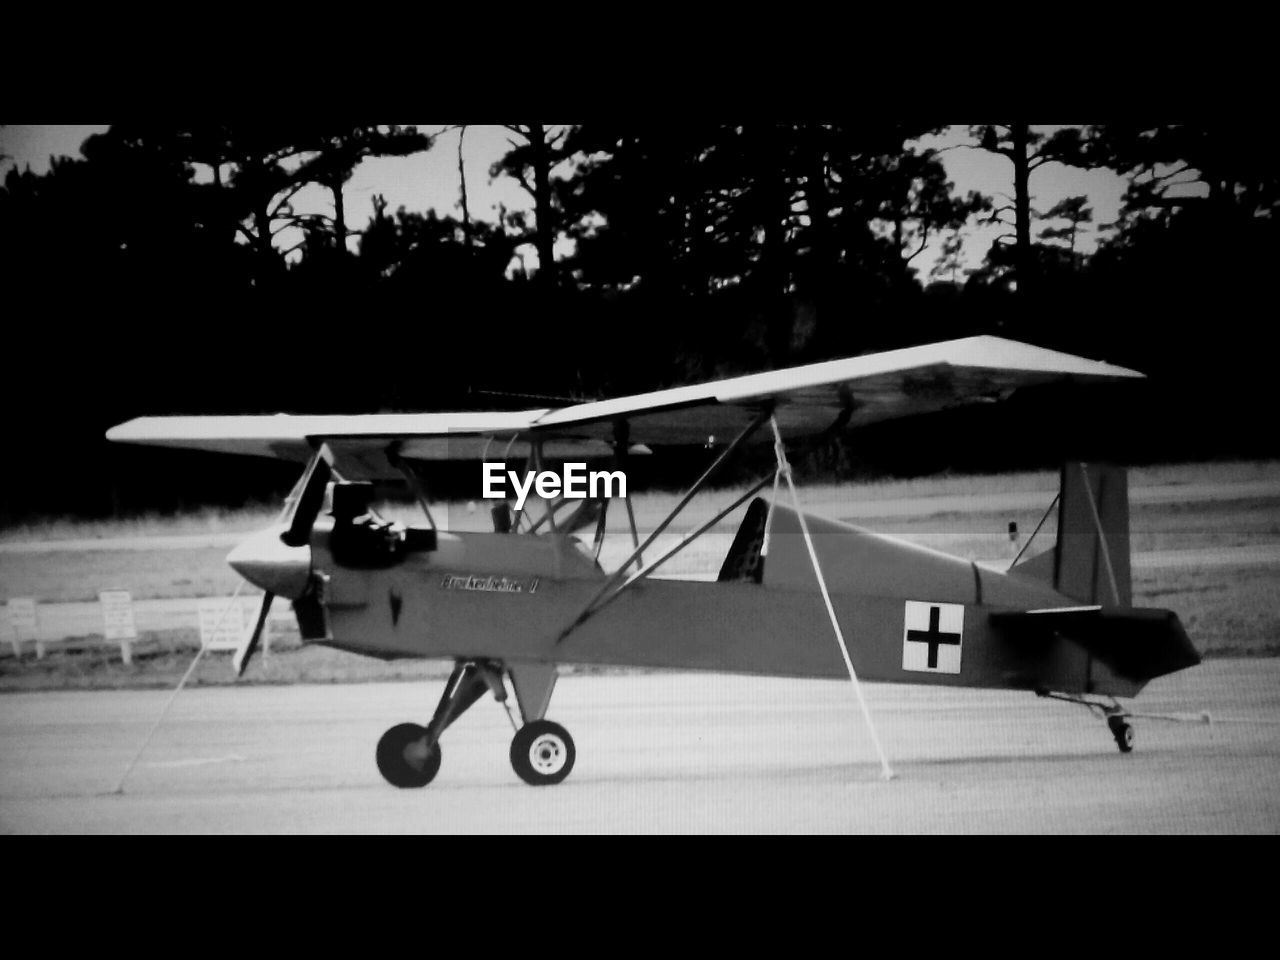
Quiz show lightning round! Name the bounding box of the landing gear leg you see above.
[506,662,575,786]
[376,659,505,788]
[1107,714,1135,753]
[1037,691,1136,755]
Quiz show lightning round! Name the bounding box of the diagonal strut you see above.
[770,415,895,781]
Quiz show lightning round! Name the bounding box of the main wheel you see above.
[1107,716,1135,753]
[510,720,576,786]
[377,722,442,787]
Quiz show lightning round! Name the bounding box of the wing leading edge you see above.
[532,335,1141,444]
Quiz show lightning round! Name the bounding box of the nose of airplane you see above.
[227,525,312,599]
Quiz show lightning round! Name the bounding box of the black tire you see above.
[510,720,576,786]
[377,722,441,787]
[1107,716,1135,754]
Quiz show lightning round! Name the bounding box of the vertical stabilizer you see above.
[1015,463,1132,607]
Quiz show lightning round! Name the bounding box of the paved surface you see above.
[2,659,1277,833]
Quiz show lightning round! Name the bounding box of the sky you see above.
[917,127,1129,276]
[0,124,1136,280]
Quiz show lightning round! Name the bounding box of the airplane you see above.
[106,335,1200,787]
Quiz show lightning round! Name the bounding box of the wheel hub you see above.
[403,737,432,770]
[529,733,566,774]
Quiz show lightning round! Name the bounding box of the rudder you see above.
[1016,463,1132,606]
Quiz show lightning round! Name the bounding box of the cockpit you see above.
[327,481,436,569]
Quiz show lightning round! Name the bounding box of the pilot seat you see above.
[328,482,435,568]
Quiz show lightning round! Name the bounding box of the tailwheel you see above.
[511,720,576,786]
[377,722,442,788]
[1107,715,1135,753]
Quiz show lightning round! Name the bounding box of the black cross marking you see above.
[907,605,961,668]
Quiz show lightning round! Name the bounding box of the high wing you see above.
[106,410,554,477]
[107,336,1142,477]
[530,335,1141,444]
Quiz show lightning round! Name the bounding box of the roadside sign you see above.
[6,598,37,658]
[99,590,137,665]
[198,597,256,652]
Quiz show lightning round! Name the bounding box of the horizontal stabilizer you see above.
[990,606,1200,684]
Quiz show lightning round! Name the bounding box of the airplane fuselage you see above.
[304,506,1142,698]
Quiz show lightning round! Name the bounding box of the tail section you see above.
[1015,462,1131,607]
[990,606,1200,685]
[1006,463,1200,688]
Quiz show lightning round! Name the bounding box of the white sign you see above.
[198,598,254,651]
[902,600,964,674]
[7,598,38,656]
[99,590,137,642]
[7,598,38,640]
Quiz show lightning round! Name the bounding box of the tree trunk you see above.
[1012,123,1033,296]
[458,125,472,253]
[801,140,834,347]
[761,128,792,362]
[330,172,346,255]
[529,124,555,288]
[253,203,275,286]
[212,162,237,252]
[805,146,833,279]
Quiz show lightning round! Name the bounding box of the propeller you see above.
[229,447,333,677]
[233,591,274,677]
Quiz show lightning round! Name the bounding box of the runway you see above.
[2,659,1278,833]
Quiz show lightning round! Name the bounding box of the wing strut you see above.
[559,471,777,629]
[623,496,643,568]
[769,415,895,781]
[388,446,438,531]
[615,421,644,571]
[1008,490,1059,570]
[1077,463,1123,605]
[555,408,772,642]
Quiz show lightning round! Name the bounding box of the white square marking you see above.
[902,600,964,674]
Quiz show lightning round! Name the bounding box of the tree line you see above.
[1,123,1275,517]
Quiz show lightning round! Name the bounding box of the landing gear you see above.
[1038,690,1136,754]
[375,659,575,787]
[377,723,442,787]
[374,660,500,788]
[510,719,576,786]
[1107,715,1135,753]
